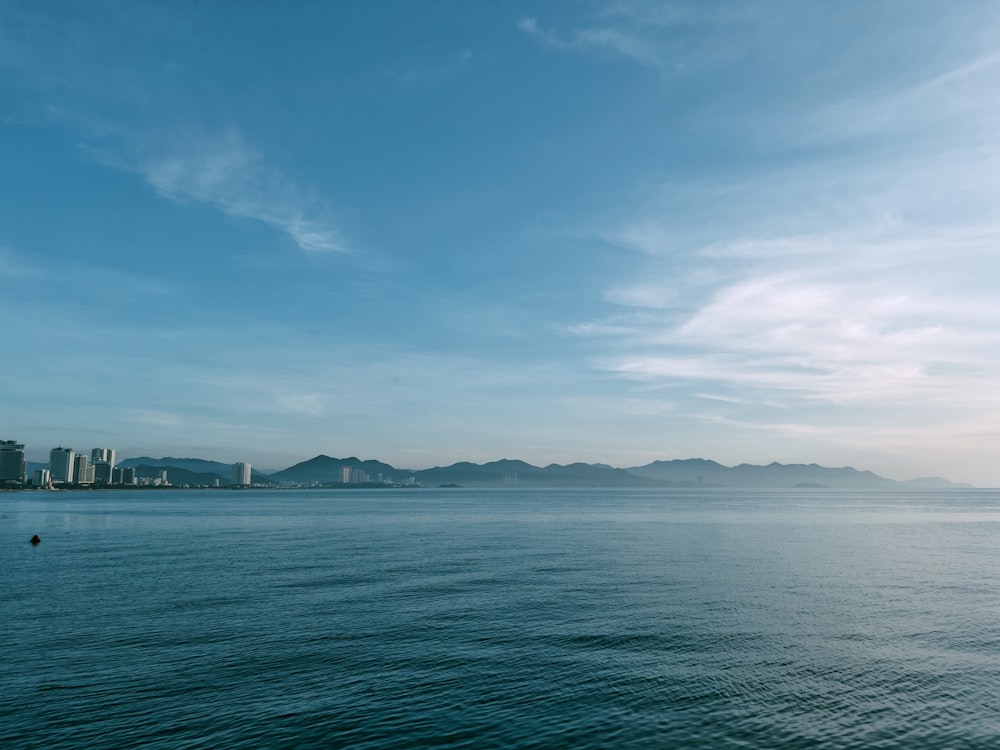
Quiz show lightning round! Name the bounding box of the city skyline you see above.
[0,434,976,488]
[4,2,1000,486]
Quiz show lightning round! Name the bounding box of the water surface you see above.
[3,488,999,748]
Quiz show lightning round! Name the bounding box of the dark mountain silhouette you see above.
[268,455,403,484]
[120,456,234,474]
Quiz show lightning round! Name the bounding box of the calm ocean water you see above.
[2,487,999,749]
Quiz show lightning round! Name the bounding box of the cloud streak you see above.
[0,6,349,256]
[589,219,1000,413]
[517,15,669,72]
[138,131,347,254]
[563,18,1000,463]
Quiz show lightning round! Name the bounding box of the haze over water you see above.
[4,488,999,748]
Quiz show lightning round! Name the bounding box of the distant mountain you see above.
[412,459,666,487]
[27,458,236,485]
[119,456,234,474]
[267,456,665,487]
[268,455,405,484]
[625,459,970,489]
[91,454,972,490]
[119,457,271,484]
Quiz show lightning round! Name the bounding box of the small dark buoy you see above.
[30,534,41,545]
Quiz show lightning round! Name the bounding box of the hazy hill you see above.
[412,459,666,487]
[625,459,969,489]
[119,456,272,484]
[897,476,974,489]
[267,456,664,487]
[119,456,237,475]
[132,464,226,487]
[413,459,536,486]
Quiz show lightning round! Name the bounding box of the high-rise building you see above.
[232,462,251,487]
[91,448,116,469]
[93,461,113,484]
[340,465,353,484]
[50,447,75,483]
[74,454,94,484]
[0,440,26,484]
[33,468,51,487]
[113,466,136,486]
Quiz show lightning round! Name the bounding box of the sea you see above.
[2,487,999,749]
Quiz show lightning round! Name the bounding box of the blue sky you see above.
[4,1,1000,485]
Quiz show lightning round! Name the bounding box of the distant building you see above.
[113,466,136,486]
[33,468,51,487]
[91,448,116,469]
[93,461,113,484]
[74,454,94,484]
[232,462,251,487]
[340,465,352,484]
[0,440,26,484]
[50,447,75,483]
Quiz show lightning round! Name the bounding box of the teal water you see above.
[2,488,999,748]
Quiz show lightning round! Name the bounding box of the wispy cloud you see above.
[517,15,669,72]
[565,26,1000,452]
[802,52,1000,147]
[589,216,1000,411]
[0,4,349,256]
[136,130,347,254]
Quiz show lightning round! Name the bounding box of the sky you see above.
[3,1,1000,485]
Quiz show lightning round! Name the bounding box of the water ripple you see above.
[3,488,1000,748]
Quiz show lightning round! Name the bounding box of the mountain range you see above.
[623,458,965,489]
[270,455,969,489]
[117,457,275,486]
[25,455,971,489]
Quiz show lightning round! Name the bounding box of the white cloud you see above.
[591,220,1000,410]
[138,130,347,254]
[605,283,677,309]
[565,24,1000,467]
[516,15,668,72]
[517,17,540,36]
[804,52,1000,147]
